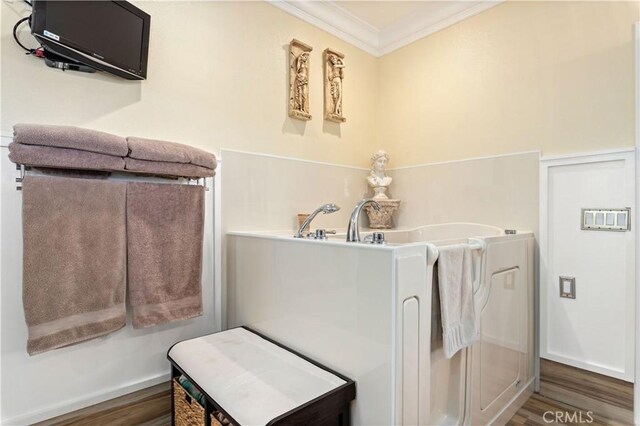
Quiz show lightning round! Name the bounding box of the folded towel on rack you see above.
[8,142,125,171]
[22,176,127,355]
[437,244,478,359]
[14,123,128,156]
[127,182,205,328]
[124,157,215,179]
[127,137,217,170]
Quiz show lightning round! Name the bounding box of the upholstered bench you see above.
[168,327,356,426]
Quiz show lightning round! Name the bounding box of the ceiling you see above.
[267,0,504,56]
[337,1,430,30]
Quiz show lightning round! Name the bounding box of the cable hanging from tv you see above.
[13,15,41,56]
[13,8,96,74]
[12,0,40,56]
[13,0,150,80]
[13,14,90,73]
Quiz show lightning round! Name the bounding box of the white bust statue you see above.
[367,150,392,200]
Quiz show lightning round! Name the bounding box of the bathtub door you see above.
[467,237,534,425]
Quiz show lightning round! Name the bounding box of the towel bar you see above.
[468,238,487,254]
[431,239,487,262]
[15,164,210,191]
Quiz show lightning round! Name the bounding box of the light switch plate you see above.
[559,276,576,299]
[581,208,631,231]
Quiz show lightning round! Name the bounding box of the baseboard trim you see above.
[2,373,171,425]
[540,353,630,382]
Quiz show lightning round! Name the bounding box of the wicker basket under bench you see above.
[168,327,356,426]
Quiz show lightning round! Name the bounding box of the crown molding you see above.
[266,0,504,57]
[266,0,380,56]
[378,1,504,56]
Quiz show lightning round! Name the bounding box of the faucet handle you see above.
[371,232,385,244]
[312,229,337,240]
[363,232,385,244]
[302,229,337,240]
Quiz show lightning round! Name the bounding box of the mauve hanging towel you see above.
[126,182,205,328]
[22,176,127,355]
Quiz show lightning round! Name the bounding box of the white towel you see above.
[437,244,478,359]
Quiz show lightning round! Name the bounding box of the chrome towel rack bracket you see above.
[15,164,26,191]
[15,164,211,192]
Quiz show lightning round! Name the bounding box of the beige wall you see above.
[378,1,639,167]
[0,1,378,168]
[2,1,637,169]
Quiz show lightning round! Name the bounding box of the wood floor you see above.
[507,394,631,426]
[34,383,171,426]
[34,359,635,426]
[507,359,634,426]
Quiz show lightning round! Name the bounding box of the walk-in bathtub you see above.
[226,223,535,425]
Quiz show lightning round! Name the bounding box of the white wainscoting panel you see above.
[540,149,635,381]
[389,151,540,234]
[0,141,219,424]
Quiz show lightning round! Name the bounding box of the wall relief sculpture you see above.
[289,39,312,121]
[323,48,346,123]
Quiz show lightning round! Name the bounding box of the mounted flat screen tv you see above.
[31,0,151,80]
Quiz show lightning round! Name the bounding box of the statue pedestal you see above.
[364,199,401,229]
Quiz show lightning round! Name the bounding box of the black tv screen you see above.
[31,0,151,80]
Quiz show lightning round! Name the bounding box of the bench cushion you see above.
[168,328,346,425]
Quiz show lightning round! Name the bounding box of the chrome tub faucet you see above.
[347,198,381,242]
